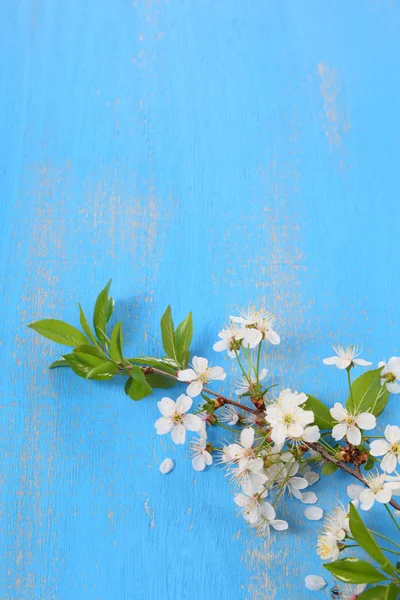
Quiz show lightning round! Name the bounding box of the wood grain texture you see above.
[1,1,400,598]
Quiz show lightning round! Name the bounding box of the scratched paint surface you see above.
[1,2,400,599]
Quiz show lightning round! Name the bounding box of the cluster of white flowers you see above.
[213,309,280,357]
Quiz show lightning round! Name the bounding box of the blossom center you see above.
[173,413,183,424]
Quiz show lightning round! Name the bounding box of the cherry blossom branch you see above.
[308,442,400,512]
[127,364,260,416]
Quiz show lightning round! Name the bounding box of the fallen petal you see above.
[305,506,323,521]
[159,458,175,475]
[305,575,327,591]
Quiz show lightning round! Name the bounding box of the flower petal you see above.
[240,427,255,448]
[270,519,288,531]
[387,381,400,394]
[375,487,392,504]
[157,397,176,417]
[370,439,391,457]
[359,489,375,511]
[155,417,173,434]
[183,413,203,432]
[192,356,208,372]
[177,369,197,382]
[213,339,228,352]
[347,484,364,501]
[159,458,174,474]
[381,452,397,474]
[261,502,276,521]
[192,454,206,471]
[301,492,318,504]
[332,423,348,441]
[330,402,348,421]
[266,329,280,345]
[207,366,226,380]
[305,575,327,591]
[304,507,323,520]
[304,471,320,486]
[346,425,361,446]
[242,328,263,348]
[355,412,376,430]
[386,425,400,444]
[323,356,340,366]
[353,358,372,366]
[171,424,186,445]
[175,394,193,414]
[186,381,203,398]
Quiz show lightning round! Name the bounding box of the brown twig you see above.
[308,442,400,512]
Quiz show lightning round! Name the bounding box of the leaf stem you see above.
[385,503,400,533]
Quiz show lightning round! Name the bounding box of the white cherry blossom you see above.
[370,425,400,473]
[252,502,288,535]
[323,345,372,370]
[234,482,268,523]
[225,428,268,492]
[265,391,314,445]
[235,368,268,396]
[213,323,244,358]
[317,532,341,561]
[191,436,213,472]
[330,403,376,446]
[154,394,203,444]
[347,473,400,510]
[230,309,280,348]
[218,405,240,425]
[178,356,226,397]
[379,357,400,394]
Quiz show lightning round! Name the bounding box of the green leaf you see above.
[386,583,400,600]
[79,304,99,347]
[358,587,388,600]
[28,319,88,347]
[324,558,386,584]
[63,348,117,380]
[93,280,112,344]
[364,454,375,471]
[49,358,70,369]
[124,366,153,401]
[145,373,177,389]
[174,312,193,368]
[107,296,115,323]
[349,504,395,576]
[110,321,123,362]
[347,368,388,417]
[127,356,178,373]
[322,462,338,475]
[304,395,334,430]
[160,306,179,365]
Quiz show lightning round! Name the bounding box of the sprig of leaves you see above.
[28,282,194,401]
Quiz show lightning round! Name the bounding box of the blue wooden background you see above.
[1,1,400,598]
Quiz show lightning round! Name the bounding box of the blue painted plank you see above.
[1,1,400,598]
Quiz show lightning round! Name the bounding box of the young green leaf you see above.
[347,368,388,417]
[174,312,193,368]
[124,366,153,400]
[63,346,116,380]
[93,280,112,344]
[160,306,179,365]
[127,357,178,374]
[324,558,386,584]
[364,455,375,471]
[79,303,99,347]
[107,296,115,323]
[358,587,388,600]
[110,321,123,362]
[349,504,395,576]
[28,319,88,347]
[145,372,177,389]
[321,462,338,475]
[49,358,70,369]
[385,583,400,600]
[304,395,334,430]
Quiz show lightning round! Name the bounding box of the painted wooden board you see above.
[1,1,400,598]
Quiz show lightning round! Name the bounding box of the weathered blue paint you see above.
[1,1,400,598]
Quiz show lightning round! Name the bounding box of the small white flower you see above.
[370,425,400,473]
[159,458,175,475]
[252,502,288,535]
[341,584,367,600]
[213,323,244,358]
[379,357,400,394]
[218,405,240,425]
[235,368,268,396]
[224,428,268,491]
[305,575,327,591]
[191,436,213,472]
[270,459,309,500]
[347,473,400,510]
[154,394,203,444]
[316,532,340,561]
[305,506,323,520]
[265,392,314,445]
[178,356,226,397]
[288,425,321,445]
[320,504,350,541]
[234,482,267,523]
[230,309,280,348]
[323,345,372,370]
[330,402,376,446]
